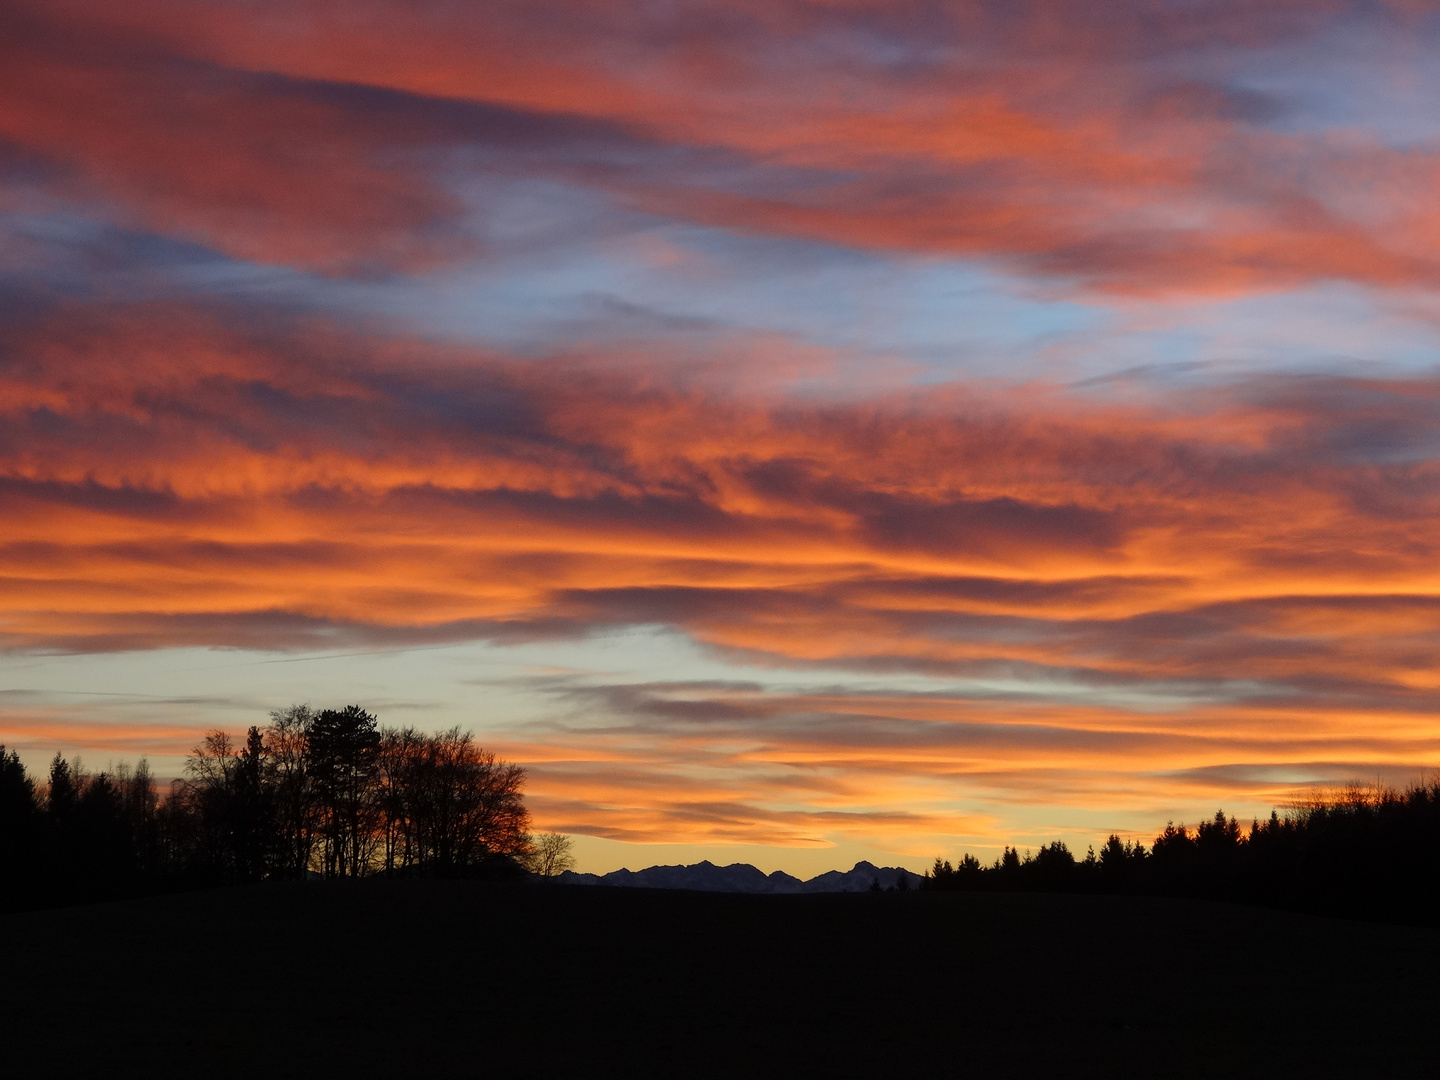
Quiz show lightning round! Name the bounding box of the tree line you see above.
[1,705,573,910]
[924,781,1440,922]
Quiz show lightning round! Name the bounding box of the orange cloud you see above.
[495,677,1440,851]
[7,1,1440,859]
[0,713,202,759]
[2,299,1440,856]
[7,0,1440,292]
[4,301,1439,660]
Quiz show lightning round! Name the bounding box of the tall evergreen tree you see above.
[311,706,381,878]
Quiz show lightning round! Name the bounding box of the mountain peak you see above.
[558,859,923,894]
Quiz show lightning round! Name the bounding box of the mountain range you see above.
[557,860,924,893]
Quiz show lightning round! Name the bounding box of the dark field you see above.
[4,883,1436,1078]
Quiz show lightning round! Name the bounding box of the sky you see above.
[5,0,1440,876]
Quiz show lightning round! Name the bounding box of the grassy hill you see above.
[5,882,1435,1077]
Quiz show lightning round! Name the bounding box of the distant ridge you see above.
[557,859,924,893]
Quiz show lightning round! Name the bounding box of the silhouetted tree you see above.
[529,833,576,878]
[0,747,39,903]
[0,748,36,832]
[1150,822,1194,862]
[233,726,270,882]
[999,846,1021,879]
[1098,834,1146,877]
[1196,810,1242,853]
[263,704,316,879]
[46,753,77,823]
[311,706,381,878]
[1029,841,1076,890]
[923,782,1440,922]
[116,759,159,873]
[0,747,36,824]
[2,707,545,905]
[75,771,133,881]
[182,730,241,881]
[404,726,531,875]
[375,725,425,875]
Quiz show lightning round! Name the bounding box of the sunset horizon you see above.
[7,0,1440,878]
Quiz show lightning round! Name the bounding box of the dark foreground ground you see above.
[3,882,1436,1078]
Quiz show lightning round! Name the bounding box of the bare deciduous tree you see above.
[527,832,576,878]
[404,727,531,874]
[181,730,239,878]
[265,704,316,879]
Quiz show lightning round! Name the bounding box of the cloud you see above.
[7,2,1440,857]
[8,1,1440,292]
[0,2,667,275]
[3,300,1439,720]
[0,713,208,759]
[490,670,1440,847]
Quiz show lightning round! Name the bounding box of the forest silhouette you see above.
[924,783,1440,923]
[6,706,1440,925]
[0,705,547,910]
